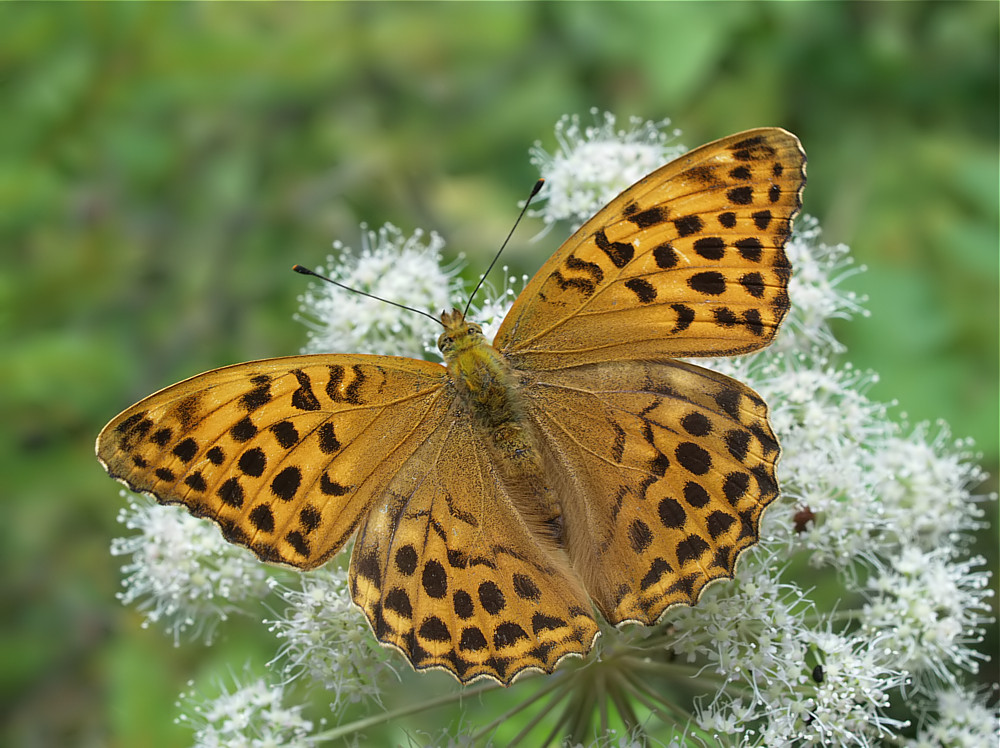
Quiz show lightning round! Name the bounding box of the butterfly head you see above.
[437,308,487,362]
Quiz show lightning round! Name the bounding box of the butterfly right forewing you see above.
[496,128,806,370]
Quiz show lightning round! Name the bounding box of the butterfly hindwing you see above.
[495,128,806,370]
[522,359,780,624]
[97,355,449,569]
[350,405,598,684]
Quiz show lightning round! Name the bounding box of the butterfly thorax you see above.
[438,309,565,543]
[438,309,525,433]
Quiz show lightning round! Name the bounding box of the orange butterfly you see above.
[98,129,806,684]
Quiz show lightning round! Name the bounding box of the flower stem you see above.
[311,680,500,742]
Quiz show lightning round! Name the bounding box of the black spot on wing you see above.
[395,545,417,575]
[683,481,710,508]
[688,272,726,296]
[628,519,653,553]
[739,272,766,298]
[671,303,694,333]
[154,467,175,482]
[673,215,703,237]
[151,427,172,447]
[718,211,736,229]
[238,447,267,477]
[291,369,320,411]
[422,559,448,598]
[249,504,275,533]
[752,210,772,229]
[327,365,364,405]
[271,421,299,449]
[271,466,302,501]
[726,186,753,205]
[299,505,321,532]
[240,375,272,411]
[172,438,198,463]
[218,478,244,508]
[317,422,341,454]
[551,271,596,296]
[653,243,678,268]
[693,236,725,260]
[680,165,721,185]
[734,237,763,262]
[676,535,709,564]
[594,229,634,268]
[230,417,257,443]
[627,206,668,229]
[624,277,657,303]
[566,254,604,283]
[320,474,350,496]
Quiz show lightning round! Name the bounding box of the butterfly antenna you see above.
[463,178,545,318]
[292,265,443,326]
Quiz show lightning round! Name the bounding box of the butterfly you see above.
[97,128,806,685]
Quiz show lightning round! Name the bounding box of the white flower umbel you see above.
[905,685,1000,747]
[863,546,994,686]
[296,223,464,360]
[759,358,894,570]
[668,543,910,746]
[803,630,910,745]
[265,565,396,711]
[529,109,685,232]
[111,491,271,644]
[177,673,318,748]
[866,423,989,552]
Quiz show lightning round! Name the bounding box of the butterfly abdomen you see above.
[439,309,565,545]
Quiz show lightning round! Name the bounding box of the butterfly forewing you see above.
[495,128,806,370]
[97,355,448,569]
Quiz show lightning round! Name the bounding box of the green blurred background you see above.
[3,3,997,745]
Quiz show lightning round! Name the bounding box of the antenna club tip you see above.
[531,178,545,196]
[292,264,311,275]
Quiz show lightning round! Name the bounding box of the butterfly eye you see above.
[437,332,454,353]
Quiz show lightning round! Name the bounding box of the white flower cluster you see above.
[177,675,317,748]
[906,686,1000,748]
[529,108,685,232]
[111,491,271,644]
[265,566,396,711]
[296,222,464,360]
[108,112,996,746]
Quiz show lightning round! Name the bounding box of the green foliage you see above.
[3,3,996,744]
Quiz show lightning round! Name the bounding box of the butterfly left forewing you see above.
[520,358,779,624]
[496,128,806,370]
[97,354,449,569]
